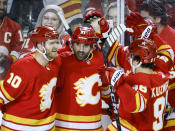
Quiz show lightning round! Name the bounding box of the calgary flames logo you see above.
[74,74,102,107]
[39,78,57,112]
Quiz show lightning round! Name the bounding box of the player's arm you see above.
[116,82,149,113]
[153,34,174,74]
[98,66,149,113]
[107,41,130,68]
[0,63,26,109]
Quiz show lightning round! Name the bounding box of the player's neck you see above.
[33,52,49,67]
[157,24,165,34]
[135,67,154,74]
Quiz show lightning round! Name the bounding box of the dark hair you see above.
[139,0,168,25]
[133,56,155,69]
[69,18,84,27]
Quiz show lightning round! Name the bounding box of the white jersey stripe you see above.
[55,119,102,130]
[2,119,55,131]
[102,87,111,96]
[138,94,145,112]
[10,51,20,59]
[112,121,130,131]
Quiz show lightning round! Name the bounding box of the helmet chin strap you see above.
[36,42,53,62]
[129,57,142,74]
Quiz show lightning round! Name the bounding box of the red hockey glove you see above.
[98,66,124,87]
[84,10,110,39]
[126,12,157,39]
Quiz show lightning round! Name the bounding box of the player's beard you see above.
[74,50,91,61]
[0,9,6,20]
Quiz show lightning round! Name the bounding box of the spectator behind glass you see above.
[105,2,117,28]
[104,2,130,46]
[21,5,66,56]
[0,0,24,80]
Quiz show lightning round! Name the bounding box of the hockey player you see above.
[0,0,24,80]
[21,5,67,55]
[0,26,62,130]
[98,38,170,131]
[84,9,174,131]
[126,5,175,129]
[55,25,105,130]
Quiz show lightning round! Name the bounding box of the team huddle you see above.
[0,0,175,131]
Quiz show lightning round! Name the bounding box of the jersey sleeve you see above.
[153,34,174,73]
[107,41,129,68]
[116,81,149,113]
[0,62,27,109]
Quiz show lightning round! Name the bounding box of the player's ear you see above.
[155,17,161,24]
[37,42,44,52]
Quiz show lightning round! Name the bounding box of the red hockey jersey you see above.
[0,53,61,130]
[107,72,169,131]
[103,38,173,130]
[0,17,24,80]
[55,50,104,131]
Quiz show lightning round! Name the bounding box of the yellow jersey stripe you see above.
[1,126,14,131]
[102,86,109,91]
[108,123,118,131]
[115,47,120,66]
[56,113,101,122]
[0,98,4,104]
[120,117,138,131]
[159,51,172,60]
[108,41,119,62]
[132,93,141,113]
[0,81,15,101]
[158,45,171,51]
[12,55,17,62]
[3,113,56,125]
[168,83,175,90]
[164,120,175,128]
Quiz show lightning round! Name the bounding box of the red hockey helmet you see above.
[83,10,102,23]
[30,26,59,46]
[128,39,157,64]
[72,26,96,44]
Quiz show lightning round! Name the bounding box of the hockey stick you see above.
[102,24,131,131]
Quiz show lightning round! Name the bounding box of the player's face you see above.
[0,0,7,19]
[140,10,150,20]
[44,39,62,59]
[72,43,92,61]
[140,10,158,25]
[108,7,117,27]
[42,11,60,29]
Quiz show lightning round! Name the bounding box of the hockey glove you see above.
[84,10,110,39]
[126,12,157,39]
[98,66,124,87]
